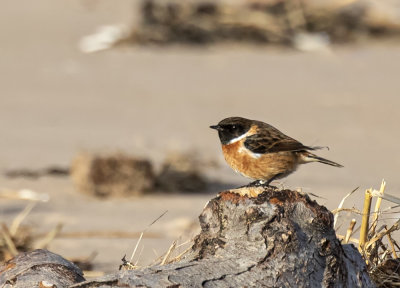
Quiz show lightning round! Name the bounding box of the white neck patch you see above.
[226,133,247,144]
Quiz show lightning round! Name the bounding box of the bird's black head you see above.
[210,117,253,144]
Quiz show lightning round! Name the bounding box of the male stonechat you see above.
[210,117,342,185]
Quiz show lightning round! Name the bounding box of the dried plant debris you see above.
[70,151,213,197]
[0,203,61,263]
[3,151,214,195]
[155,152,208,193]
[370,259,400,288]
[119,255,138,271]
[120,210,170,271]
[4,166,69,179]
[92,0,400,50]
[333,180,400,288]
[0,204,100,272]
[70,152,155,197]
[1,223,32,261]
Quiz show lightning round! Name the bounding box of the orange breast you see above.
[221,140,299,181]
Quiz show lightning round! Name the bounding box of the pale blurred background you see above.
[1,0,400,273]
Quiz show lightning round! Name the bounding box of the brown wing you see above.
[244,122,316,154]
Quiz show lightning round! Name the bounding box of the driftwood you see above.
[0,249,84,288]
[0,186,375,287]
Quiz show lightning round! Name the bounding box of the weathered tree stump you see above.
[0,187,375,287]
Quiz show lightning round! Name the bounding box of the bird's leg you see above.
[240,174,283,189]
[244,180,271,188]
[238,180,261,188]
[239,181,253,188]
[252,180,264,187]
[264,173,284,187]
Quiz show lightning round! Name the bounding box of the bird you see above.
[210,116,342,186]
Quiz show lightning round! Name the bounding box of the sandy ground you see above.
[1,0,400,273]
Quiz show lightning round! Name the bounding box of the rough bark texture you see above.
[0,249,84,288]
[0,187,375,287]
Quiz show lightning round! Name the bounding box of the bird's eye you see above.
[231,125,236,129]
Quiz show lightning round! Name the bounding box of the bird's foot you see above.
[241,180,277,189]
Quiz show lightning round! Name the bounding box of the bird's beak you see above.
[210,125,222,131]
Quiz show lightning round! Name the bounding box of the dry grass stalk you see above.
[385,229,398,259]
[371,180,386,236]
[134,245,145,266]
[119,210,168,270]
[368,180,386,264]
[335,180,400,287]
[1,223,18,257]
[160,239,193,265]
[35,223,63,249]
[1,207,32,261]
[149,238,193,266]
[173,246,192,261]
[354,181,400,287]
[9,202,36,236]
[167,245,192,264]
[369,258,400,287]
[344,219,356,244]
[336,234,359,245]
[366,220,400,251]
[1,201,63,264]
[359,188,373,253]
[333,186,358,229]
[0,188,64,263]
[129,231,144,264]
[161,240,177,265]
[332,207,361,215]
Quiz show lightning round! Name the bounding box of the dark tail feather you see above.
[304,153,343,167]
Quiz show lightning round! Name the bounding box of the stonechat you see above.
[210,117,342,185]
